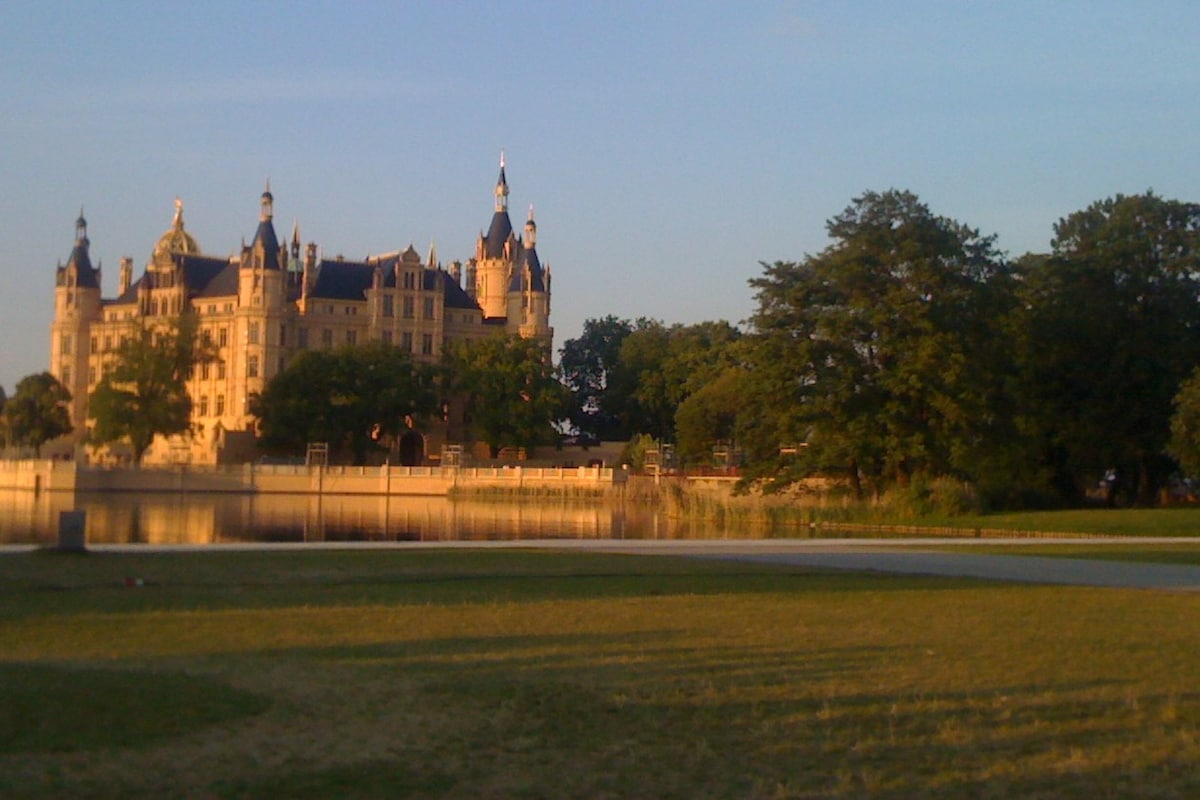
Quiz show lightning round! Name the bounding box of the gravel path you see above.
[5,537,1200,591]
[574,539,1200,591]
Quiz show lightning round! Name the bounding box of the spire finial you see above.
[173,197,183,227]
[500,149,505,170]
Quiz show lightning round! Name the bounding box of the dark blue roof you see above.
[483,211,513,259]
[509,246,546,293]
[311,259,376,300]
[432,270,479,309]
[250,219,281,270]
[179,255,239,298]
[65,242,101,289]
[309,257,482,311]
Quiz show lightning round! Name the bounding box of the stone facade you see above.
[49,159,552,465]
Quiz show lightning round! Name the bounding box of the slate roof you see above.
[311,259,376,300]
[180,255,239,298]
[509,246,546,293]
[251,219,281,270]
[482,211,513,259]
[65,241,101,289]
[308,257,482,311]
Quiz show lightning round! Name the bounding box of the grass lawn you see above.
[929,506,1200,537]
[1,548,1199,798]
[926,543,1200,566]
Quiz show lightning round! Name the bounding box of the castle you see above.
[49,157,553,465]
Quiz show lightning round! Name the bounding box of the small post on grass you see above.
[58,510,87,553]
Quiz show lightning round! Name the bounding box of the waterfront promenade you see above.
[0,459,623,496]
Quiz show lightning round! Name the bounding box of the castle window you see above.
[321,329,333,348]
[402,332,413,352]
[298,328,309,348]
[201,362,210,381]
[199,396,209,417]
[104,335,112,352]
[422,334,433,356]
[247,355,259,378]
[207,305,216,315]
[423,298,435,319]
[346,330,357,346]
[218,328,229,348]
[216,394,225,416]
[248,322,260,345]
[89,336,98,355]
[88,366,96,385]
[403,272,416,290]
[61,334,73,356]
[382,295,394,317]
[217,361,226,379]
[403,297,414,319]
[224,303,233,313]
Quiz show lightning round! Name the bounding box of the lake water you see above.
[0,489,766,546]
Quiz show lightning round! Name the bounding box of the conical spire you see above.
[494,150,509,212]
[75,207,88,244]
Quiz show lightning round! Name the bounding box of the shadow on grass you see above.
[212,628,1198,799]
[0,548,1012,621]
[0,662,271,755]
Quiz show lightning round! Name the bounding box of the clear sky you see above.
[3,1,1199,391]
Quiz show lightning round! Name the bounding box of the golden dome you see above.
[152,197,200,260]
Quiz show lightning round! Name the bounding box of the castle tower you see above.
[51,210,103,431]
[506,204,553,343]
[472,153,519,321]
[235,185,287,422]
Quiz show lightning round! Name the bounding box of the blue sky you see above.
[3,2,1200,390]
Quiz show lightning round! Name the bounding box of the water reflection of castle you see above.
[3,493,620,545]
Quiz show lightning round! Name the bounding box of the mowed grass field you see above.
[1,548,1199,799]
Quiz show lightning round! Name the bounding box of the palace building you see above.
[49,158,553,465]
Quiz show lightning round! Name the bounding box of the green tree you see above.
[1016,193,1200,504]
[4,372,72,456]
[88,315,211,464]
[675,366,746,466]
[251,343,438,464]
[446,335,566,458]
[1169,367,1200,478]
[557,315,636,439]
[739,190,1013,498]
[605,320,742,444]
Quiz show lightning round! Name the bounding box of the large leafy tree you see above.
[739,190,1013,497]
[675,366,746,465]
[446,334,566,458]
[88,315,211,464]
[557,315,636,439]
[1169,367,1200,478]
[604,320,742,444]
[1016,193,1200,504]
[4,372,72,456]
[252,343,438,464]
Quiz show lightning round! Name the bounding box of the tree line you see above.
[8,187,1200,509]
[559,190,1200,508]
